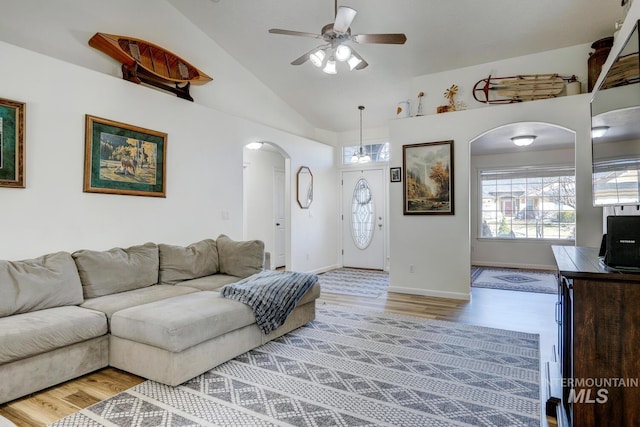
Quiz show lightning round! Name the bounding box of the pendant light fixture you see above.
[351,105,371,163]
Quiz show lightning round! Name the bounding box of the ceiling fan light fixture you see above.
[335,44,352,61]
[511,135,536,147]
[347,54,362,70]
[309,49,326,68]
[323,57,337,74]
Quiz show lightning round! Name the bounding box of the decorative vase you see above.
[396,101,410,118]
[587,37,614,92]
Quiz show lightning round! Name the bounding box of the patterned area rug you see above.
[472,267,557,294]
[50,304,540,427]
[318,267,388,297]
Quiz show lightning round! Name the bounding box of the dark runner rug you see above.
[50,304,540,426]
[471,267,557,294]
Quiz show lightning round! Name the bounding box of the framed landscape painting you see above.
[0,97,26,188]
[403,140,454,215]
[84,115,167,197]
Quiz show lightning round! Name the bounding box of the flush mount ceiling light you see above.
[245,142,264,150]
[511,135,537,147]
[351,105,371,163]
[592,126,610,138]
[268,1,406,75]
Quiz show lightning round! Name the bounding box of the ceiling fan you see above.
[268,0,407,74]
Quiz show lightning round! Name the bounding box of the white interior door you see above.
[273,169,286,269]
[342,169,385,269]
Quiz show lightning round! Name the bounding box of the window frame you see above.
[478,165,576,242]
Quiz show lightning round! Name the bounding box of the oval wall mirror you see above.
[297,166,313,209]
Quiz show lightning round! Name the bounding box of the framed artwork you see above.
[84,115,167,197]
[0,97,26,188]
[390,167,402,182]
[403,140,454,215]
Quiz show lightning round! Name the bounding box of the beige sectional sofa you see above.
[0,235,319,405]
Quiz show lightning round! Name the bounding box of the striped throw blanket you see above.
[220,270,318,334]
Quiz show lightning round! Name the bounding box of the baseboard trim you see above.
[471,261,556,271]
[387,286,470,301]
[308,264,341,275]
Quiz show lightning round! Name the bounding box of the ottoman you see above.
[109,291,263,386]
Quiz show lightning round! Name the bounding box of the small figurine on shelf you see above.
[416,91,425,116]
[438,84,466,113]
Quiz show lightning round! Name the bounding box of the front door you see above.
[342,169,385,270]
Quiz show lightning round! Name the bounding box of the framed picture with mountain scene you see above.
[403,140,454,215]
[0,97,26,188]
[84,115,167,197]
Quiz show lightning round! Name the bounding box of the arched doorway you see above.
[469,122,576,269]
[243,142,291,270]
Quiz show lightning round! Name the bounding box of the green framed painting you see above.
[0,97,26,188]
[84,115,167,197]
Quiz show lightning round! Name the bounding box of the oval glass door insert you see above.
[351,178,375,249]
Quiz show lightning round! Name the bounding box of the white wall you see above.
[471,147,576,269]
[0,41,339,273]
[389,94,602,300]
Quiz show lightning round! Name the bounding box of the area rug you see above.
[472,267,557,294]
[318,267,388,297]
[50,304,540,427]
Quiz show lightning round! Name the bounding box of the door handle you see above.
[276,223,281,226]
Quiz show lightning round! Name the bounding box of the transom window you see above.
[342,142,389,164]
[480,166,576,240]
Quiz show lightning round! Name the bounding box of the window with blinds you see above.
[479,166,576,240]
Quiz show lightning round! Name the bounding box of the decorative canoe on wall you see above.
[88,32,212,101]
[473,74,565,104]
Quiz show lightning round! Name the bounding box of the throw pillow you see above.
[158,239,219,285]
[217,234,264,278]
[72,242,159,299]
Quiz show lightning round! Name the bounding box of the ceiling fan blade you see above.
[352,33,407,44]
[268,29,323,39]
[333,6,357,34]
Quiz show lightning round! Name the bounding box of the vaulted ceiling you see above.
[169,0,622,132]
[0,0,624,134]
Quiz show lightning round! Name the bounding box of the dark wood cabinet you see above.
[552,245,640,427]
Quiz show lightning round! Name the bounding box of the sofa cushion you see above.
[176,273,241,291]
[73,243,159,298]
[110,291,256,353]
[0,252,83,318]
[158,239,218,286]
[216,234,264,279]
[0,306,107,364]
[81,284,200,321]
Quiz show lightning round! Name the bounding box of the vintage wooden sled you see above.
[473,74,566,104]
[89,33,212,101]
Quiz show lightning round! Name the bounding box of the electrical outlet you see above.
[306,253,310,261]
[409,264,414,273]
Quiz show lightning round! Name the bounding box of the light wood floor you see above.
[0,287,559,427]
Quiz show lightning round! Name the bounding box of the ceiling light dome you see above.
[245,142,264,150]
[335,44,352,61]
[591,126,610,138]
[511,135,536,146]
